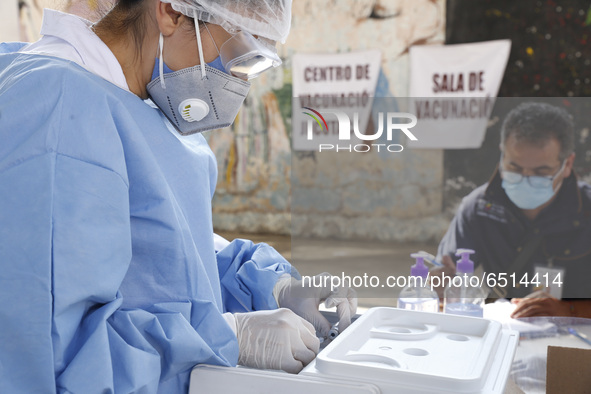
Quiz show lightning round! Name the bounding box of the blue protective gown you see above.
[0,45,291,393]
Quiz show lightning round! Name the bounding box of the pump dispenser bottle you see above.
[397,252,439,313]
[443,249,486,317]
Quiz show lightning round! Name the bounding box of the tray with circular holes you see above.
[301,307,518,394]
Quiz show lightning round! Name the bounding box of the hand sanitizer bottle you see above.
[444,249,486,317]
[397,252,439,313]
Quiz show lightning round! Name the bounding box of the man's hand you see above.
[430,254,456,299]
[511,292,571,318]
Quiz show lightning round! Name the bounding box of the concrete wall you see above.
[209,0,449,242]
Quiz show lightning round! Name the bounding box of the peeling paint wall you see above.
[0,1,20,41]
[211,0,448,242]
[7,0,449,242]
[5,0,113,42]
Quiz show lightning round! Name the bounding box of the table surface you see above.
[505,316,591,394]
[480,301,591,393]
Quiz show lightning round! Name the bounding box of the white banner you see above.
[292,50,382,151]
[408,39,511,149]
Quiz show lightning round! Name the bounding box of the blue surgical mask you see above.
[501,179,557,210]
[151,56,226,81]
[500,154,566,210]
[151,58,174,81]
[206,56,226,73]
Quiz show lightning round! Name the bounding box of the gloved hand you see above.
[510,356,547,392]
[274,272,357,338]
[225,309,319,373]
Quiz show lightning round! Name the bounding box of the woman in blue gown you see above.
[0,0,356,392]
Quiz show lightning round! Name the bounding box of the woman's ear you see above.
[155,1,184,36]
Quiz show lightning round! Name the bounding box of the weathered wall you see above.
[5,0,449,242]
[209,0,448,242]
[1,0,107,42]
[0,0,20,41]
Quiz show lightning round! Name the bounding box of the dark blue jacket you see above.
[437,169,591,298]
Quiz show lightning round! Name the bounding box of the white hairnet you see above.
[164,0,292,43]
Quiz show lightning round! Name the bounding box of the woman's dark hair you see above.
[94,0,149,60]
[95,0,203,60]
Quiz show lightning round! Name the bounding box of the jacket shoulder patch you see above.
[475,199,508,223]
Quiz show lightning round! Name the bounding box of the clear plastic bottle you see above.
[397,252,439,313]
[443,249,486,317]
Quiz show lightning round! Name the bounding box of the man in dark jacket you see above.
[436,102,591,318]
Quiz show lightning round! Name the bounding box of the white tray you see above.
[301,307,518,393]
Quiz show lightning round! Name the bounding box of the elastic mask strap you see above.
[552,159,567,191]
[193,11,207,80]
[159,33,166,89]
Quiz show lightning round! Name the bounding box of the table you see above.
[505,316,591,393]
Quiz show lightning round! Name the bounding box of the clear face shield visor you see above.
[218,31,282,80]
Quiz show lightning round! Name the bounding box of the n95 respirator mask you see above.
[147,64,251,135]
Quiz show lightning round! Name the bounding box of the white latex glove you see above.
[510,356,547,392]
[224,309,319,373]
[274,273,358,338]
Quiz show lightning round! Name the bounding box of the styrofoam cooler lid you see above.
[189,365,380,394]
[302,307,518,394]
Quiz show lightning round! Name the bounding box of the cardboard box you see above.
[546,346,591,394]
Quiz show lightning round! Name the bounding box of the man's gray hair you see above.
[500,102,575,161]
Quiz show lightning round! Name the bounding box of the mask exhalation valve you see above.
[179,99,209,122]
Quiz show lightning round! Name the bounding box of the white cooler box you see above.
[189,307,518,393]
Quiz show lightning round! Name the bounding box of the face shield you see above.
[217,31,281,80]
[163,0,290,80]
[148,0,292,135]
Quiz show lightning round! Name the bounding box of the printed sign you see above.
[408,40,511,149]
[292,50,382,151]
